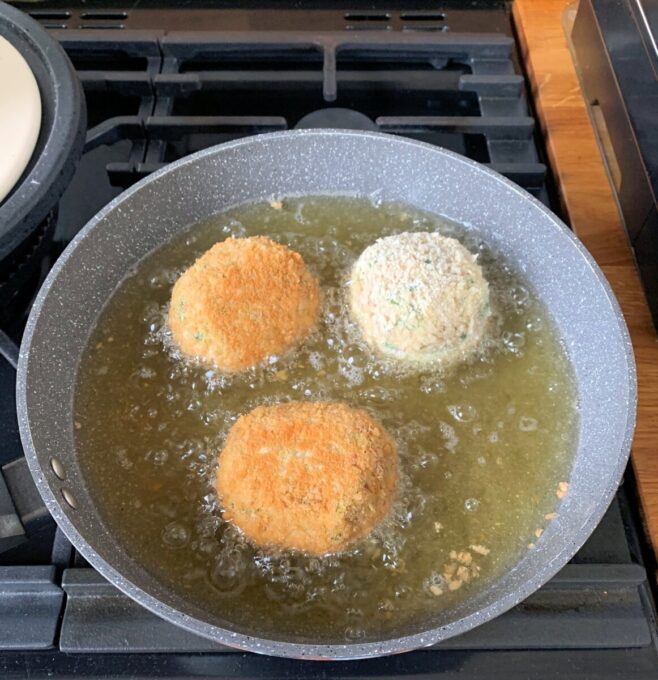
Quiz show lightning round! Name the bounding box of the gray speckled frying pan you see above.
[17,130,636,660]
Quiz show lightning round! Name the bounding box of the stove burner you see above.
[295,108,377,131]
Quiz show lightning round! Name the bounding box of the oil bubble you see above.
[448,404,477,422]
[464,498,480,512]
[519,416,538,432]
[162,522,190,549]
[345,627,366,641]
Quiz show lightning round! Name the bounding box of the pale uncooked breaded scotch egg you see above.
[349,231,491,369]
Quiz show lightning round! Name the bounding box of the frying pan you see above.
[17,130,636,660]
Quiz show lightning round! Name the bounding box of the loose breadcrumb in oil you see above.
[470,544,490,556]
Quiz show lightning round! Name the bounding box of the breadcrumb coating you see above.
[216,401,398,555]
[349,231,490,369]
[169,237,319,372]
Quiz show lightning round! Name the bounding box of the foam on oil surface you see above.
[74,196,578,642]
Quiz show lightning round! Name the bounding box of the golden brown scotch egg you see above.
[169,237,320,372]
[216,401,398,555]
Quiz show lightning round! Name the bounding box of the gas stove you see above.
[0,2,657,677]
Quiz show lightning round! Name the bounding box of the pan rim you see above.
[16,129,637,660]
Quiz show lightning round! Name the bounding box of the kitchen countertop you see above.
[514,0,658,567]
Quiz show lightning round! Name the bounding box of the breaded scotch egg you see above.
[216,401,398,555]
[169,237,319,372]
[349,232,491,369]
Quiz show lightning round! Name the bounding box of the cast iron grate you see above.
[46,26,547,211]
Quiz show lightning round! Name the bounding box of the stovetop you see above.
[1,2,657,677]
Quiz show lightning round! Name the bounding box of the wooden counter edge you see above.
[513,0,658,558]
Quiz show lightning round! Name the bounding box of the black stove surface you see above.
[1,2,657,677]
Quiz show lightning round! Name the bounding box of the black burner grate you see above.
[48,23,547,236]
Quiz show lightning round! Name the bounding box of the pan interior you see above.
[18,131,634,657]
[72,195,578,644]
